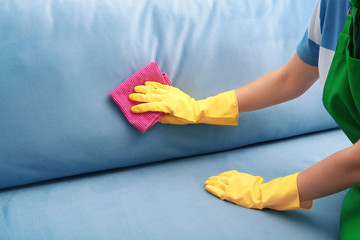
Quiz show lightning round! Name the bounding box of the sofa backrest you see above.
[0,0,335,189]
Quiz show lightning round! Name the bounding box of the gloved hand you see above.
[205,170,313,211]
[129,81,239,125]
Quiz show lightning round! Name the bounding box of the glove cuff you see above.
[261,172,313,211]
[197,90,239,125]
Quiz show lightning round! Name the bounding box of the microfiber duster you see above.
[109,62,172,133]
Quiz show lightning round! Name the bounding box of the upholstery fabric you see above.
[0,0,328,190]
[0,129,351,240]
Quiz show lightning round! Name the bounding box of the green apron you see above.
[323,0,360,239]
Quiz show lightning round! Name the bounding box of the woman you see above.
[129,0,360,238]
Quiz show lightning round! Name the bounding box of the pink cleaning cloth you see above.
[109,62,172,133]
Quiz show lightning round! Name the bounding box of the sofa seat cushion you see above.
[0,129,351,239]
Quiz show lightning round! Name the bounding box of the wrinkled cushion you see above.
[0,129,351,239]
[0,0,333,189]
[109,62,172,133]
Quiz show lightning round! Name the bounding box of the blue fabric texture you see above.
[0,0,334,190]
[0,129,351,240]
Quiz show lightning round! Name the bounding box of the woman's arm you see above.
[235,53,319,113]
[243,54,360,204]
[130,53,318,125]
[298,140,360,204]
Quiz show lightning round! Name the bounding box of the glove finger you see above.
[206,176,218,182]
[205,185,225,199]
[205,176,229,184]
[204,180,215,186]
[218,170,240,178]
[129,93,163,103]
[134,85,168,95]
[145,81,172,90]
[218,176,230,185]
[133,85,154,94]
[205,179,227,191]
[219,171,265,185]
[131,102,170,114]
[205,177,230,191]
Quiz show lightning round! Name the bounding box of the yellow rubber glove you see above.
[129,81,239,125]
[205,170,313,211]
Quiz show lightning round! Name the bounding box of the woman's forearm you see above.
[298,140,360,202]
[235,53,319,113]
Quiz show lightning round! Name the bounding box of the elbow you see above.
[345,140,360,185]
[278,68,310,101]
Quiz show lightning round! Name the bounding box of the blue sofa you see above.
[0,0,352,239]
